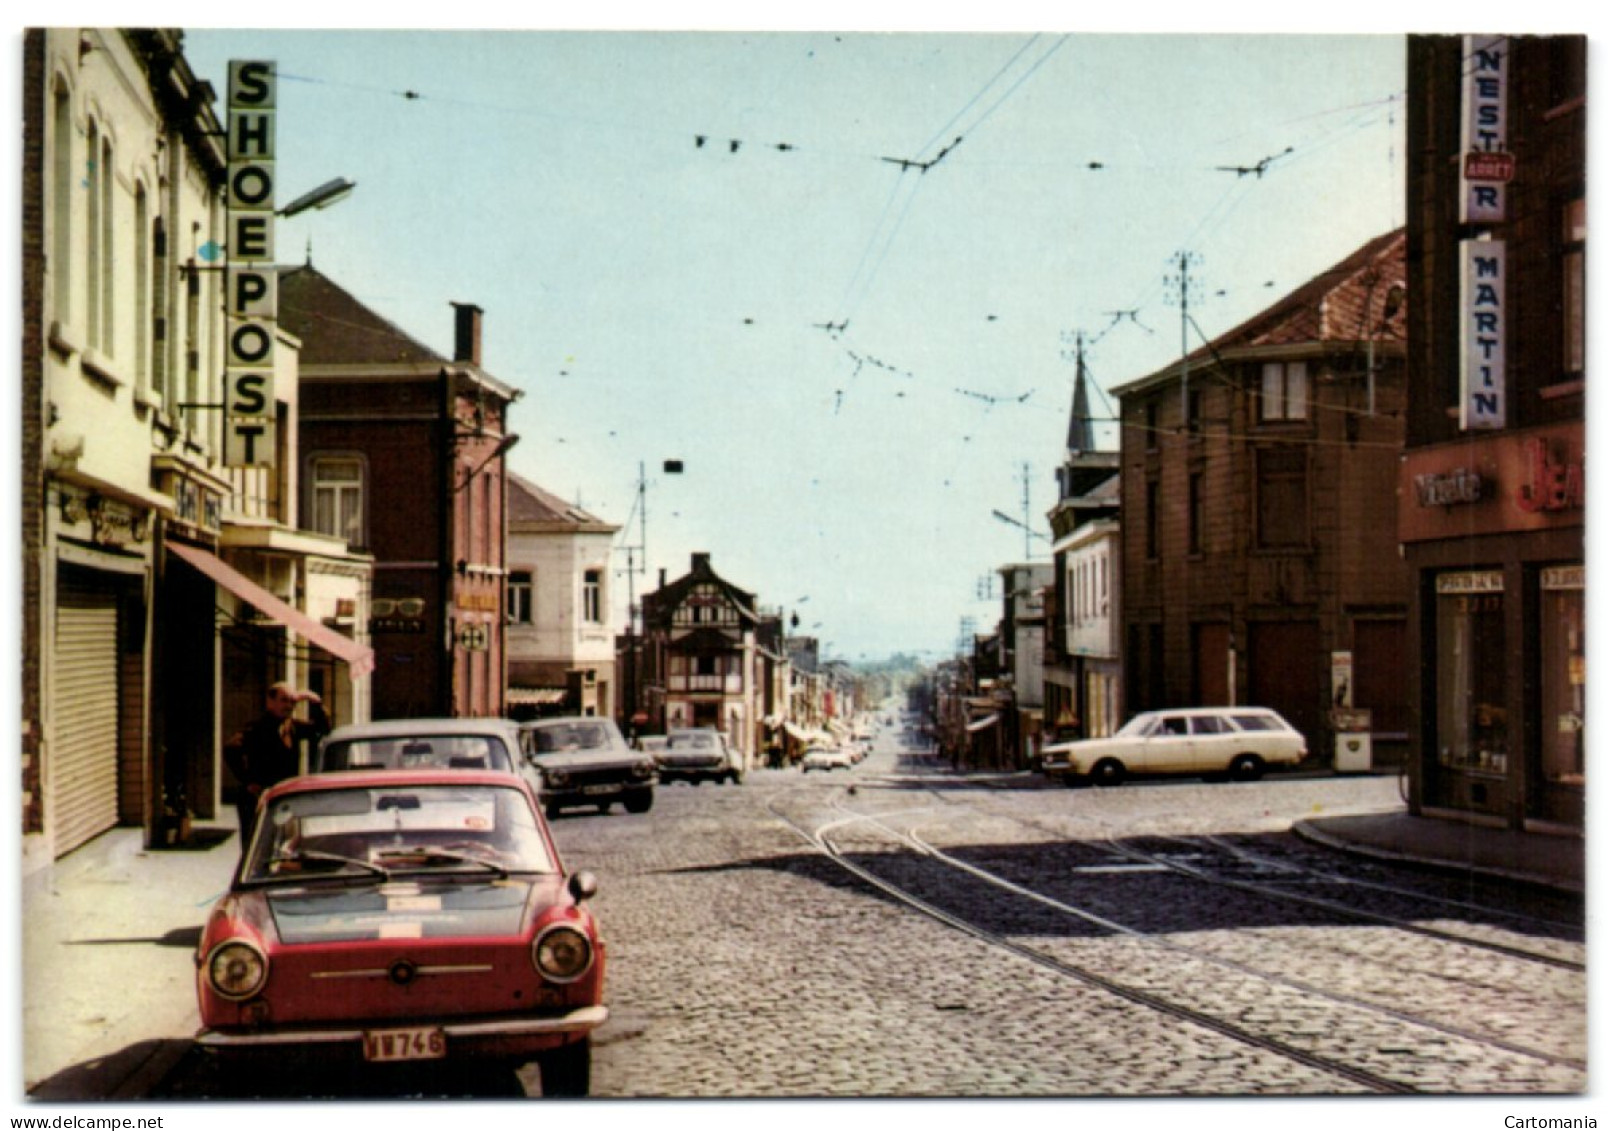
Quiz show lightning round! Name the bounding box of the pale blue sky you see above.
[175,26,1412,662]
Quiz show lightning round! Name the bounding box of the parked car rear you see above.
[315,718,526,777]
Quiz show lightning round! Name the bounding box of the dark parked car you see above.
[521,716,656,818]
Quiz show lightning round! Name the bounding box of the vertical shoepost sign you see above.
[225,61,277,467]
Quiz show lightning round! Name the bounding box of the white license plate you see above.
[363,1026,446,1062]
[581,784,619,795]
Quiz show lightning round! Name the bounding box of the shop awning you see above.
[169,541,375,678]
[966,714,1000,733]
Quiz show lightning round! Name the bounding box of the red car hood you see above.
[261,875,562,944]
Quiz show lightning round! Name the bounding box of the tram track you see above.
[768,788,1415,1094]
[1097,833,1584,971]
[766,784,1586,1094]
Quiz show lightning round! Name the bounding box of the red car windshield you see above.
[242,783,556,883]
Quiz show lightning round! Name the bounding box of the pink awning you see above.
[168,541,375,678]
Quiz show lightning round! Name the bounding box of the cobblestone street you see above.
[558,734,1585,1098]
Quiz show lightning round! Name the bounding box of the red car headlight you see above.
[206,939,268,1001]
[533,924,594,984]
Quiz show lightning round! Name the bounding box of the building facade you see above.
[1114,230,1411,764]
[1042,343,1122,743]
[1401,35,1585,831]
[505,473,619,720]
[638,553,764,769]
[279,266,521,720]
[1056,517,1123,740]
[23,31,372,874]
[998,562,1052,768]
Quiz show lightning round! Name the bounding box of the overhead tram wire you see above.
[834,34,1070,330]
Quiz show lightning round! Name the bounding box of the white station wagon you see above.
[1041,707,1308,787]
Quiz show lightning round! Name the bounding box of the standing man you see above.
[224,681,331,850]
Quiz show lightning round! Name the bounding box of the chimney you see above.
[692,552,711,573]
[452,302,483,366]
[658,569,667,589]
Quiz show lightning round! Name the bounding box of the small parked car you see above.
[801,746,853,773]
[193,768,606,1095]
[658,727,743,785]
[1041,707,1308,787]
[521,716,657,818]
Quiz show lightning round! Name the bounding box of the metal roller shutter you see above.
[53,578,120,855]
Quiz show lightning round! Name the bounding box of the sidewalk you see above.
[19,815,241,1101]
[1294,808,1585,896]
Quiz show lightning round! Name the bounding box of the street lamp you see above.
[455,433,520,491]
[277,177,356,218]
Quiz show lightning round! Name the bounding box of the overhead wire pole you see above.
[1020,461,1033,560]
[1166,251,1198,434]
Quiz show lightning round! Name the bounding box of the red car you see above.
[194,769,607,1095]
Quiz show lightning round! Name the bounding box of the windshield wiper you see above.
[263,849,391,882]
[372,846,510,879]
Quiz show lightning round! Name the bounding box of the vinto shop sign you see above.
[225,61,277,468]
[1398,424,1584,543]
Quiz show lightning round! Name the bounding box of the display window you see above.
[1434,571,1507,774]
[1540,566,1585,787]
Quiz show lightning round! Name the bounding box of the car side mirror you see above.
[567,870,598,903]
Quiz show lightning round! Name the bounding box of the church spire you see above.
[1066,332,1093,455]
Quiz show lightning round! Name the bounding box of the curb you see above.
[1291,819,1582,898]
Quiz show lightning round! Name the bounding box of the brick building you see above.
[1400,35,1585,831]
[1113,230,1410,763]
[279,266,521,720]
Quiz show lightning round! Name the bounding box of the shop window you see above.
[1434,572,1507,774]
[1540,567,1585,787]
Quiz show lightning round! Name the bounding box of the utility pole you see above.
[1019,461,1033,560]
[1166,250,1198,433]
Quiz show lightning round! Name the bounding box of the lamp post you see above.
[622,459,682,733]
[277,177,356,218]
